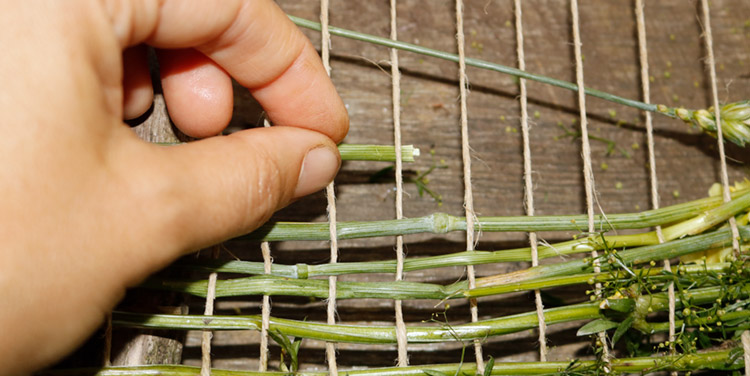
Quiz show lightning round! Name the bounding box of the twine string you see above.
[570,0,611,365]
[102,314,112,366]
[389,0,409,367]
[700,3,747,374]
[258,117,273,371]
[742,331,750,376]
[455,0,484,372]
[700,0,741,253]
[200,246,220,376]
[514,0,547,362]
[634,1,676,365]
[320,1,340,374]
[258,241,272,369]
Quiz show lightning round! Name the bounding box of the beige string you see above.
[700,4,747,373]
[514,0,547,361]
[634,1,676,365]
[200,246,220,376]
[389,0,409,367]
[570,0,610,365]
[258,242,272,371]
[102,313,112,366]
[700,0,741,254]
[259,119,273,374]
[742,331,750,376]
[320,1,340,374]
[455,0,484,372]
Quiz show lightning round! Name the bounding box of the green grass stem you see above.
[113,283,750,344]
[156,143,419,163]
[48,348,743,375]
[242,189,749,242]
[477,225,749,286]
[289,16,660,116]
[146,263,729,301]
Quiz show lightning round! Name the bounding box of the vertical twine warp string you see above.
[102,313,112,366]
[514,0,547,361]
[259,108,273,372]
[569,0,611,364]
[258,118,273,371]
[455,0,484,372]
[742,331,750,376]
[200,246,220,376]
[699,0,741,253]
[699,3,746,373]
[634,1,676,365]
[258,242,272,371]
[320,1,339,374]
[389,0,409,367]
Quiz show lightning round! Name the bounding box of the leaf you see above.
[612,316,634,345]
[606,298,635,313]
[268,329,291,352]
[577,319,619,336]
[422,370,450,376]
[727,347,744,366]
[483,356,495,376]
[723,317,746,327]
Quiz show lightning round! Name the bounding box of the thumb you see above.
[138,126,339,252]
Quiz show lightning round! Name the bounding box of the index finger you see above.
[109,0,348,142]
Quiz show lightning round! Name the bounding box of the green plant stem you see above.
[113,283,750,344]
[180,191,748,277]
[113,302,602,344]
[47,348,743,375]
[337,144,418,162]
[157,143,419,162]
[241,189,749,242]
[477,225,750,286]
[146,263,730,301]
[289,16,663,117]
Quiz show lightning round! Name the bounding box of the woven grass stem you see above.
[157,143,419,162]
[243,189,749,242]
[59,348,743,375]
[477,225,750,286]
[147,263,729,301]
[113,283,749,344]
[290,16,750,146]
[187,191,748,277]
[113,303,603,343]
[289,16,657,115]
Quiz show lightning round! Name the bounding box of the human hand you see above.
[0,1,348,374]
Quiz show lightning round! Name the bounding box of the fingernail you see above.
[294,146,340,198]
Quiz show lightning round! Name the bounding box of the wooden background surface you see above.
[58,0,750,372]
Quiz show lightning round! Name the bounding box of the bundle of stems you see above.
[149,223,748,300]
[158,143,419,163]
[289,16,750,147]
[146,262,732,301]
[242,188,749,242]
[48,346,745,375]
[114,281,750,344]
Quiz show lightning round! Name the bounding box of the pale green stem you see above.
[289,16,663,116]
[113,283,750,344]
[156,143,419,162]
[476,225,750,286]
[174,191,749,281]
[145,263,729,301]
[113,302,603,344]
[52,348,743,375]
[242,189,749,242]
